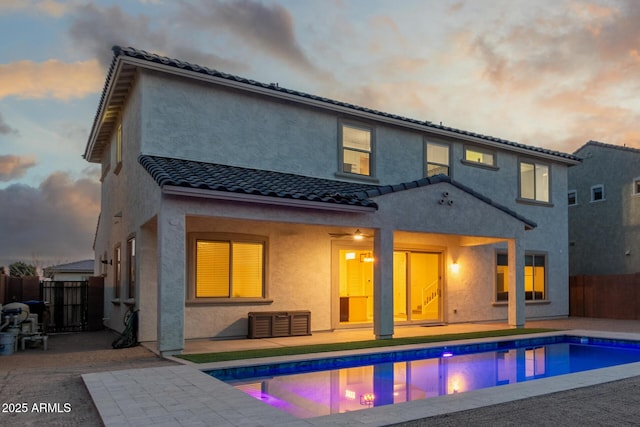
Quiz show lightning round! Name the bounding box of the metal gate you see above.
[40,281,88,332]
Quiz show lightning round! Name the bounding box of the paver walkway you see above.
[81,319,640,426]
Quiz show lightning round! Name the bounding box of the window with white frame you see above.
[425,141,450,176]
[464,146,496,168]
[496,253,546,301]
[590,184,605,202]
[568,190,577,206]
[191,235,266,299]
[519,160,549,203]
[340,122,373,176]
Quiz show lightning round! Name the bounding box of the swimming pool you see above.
[207,335,640,419]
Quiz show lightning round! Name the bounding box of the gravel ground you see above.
[0,330,175,426]
[389,376,640,426]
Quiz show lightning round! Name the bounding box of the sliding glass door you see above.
[394,251,441,322]
[336,247,442,325]
[338,249,374,324]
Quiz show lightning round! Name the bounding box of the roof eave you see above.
[161,185,377,212]
[84,58,138,163]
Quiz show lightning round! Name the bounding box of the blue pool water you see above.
[207,335,640,419]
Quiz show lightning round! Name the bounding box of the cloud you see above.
[68,3,169,67]
[178,0,328,78]
[0,59,103,100]
[67,3,248,72]
[0,171,100,267]
[0,0,69,17]
[0,112,17,135]
[420,0,640,150]
[0,155,37,181]
[465,1,640,93]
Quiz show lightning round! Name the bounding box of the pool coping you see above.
[83,329,640,426]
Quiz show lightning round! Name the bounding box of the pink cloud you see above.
[0,155,36,181]
[0,59,103,100]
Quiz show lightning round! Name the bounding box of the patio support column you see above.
[157,207,185,356]
[373,227,394,339]
[507,237,525,327]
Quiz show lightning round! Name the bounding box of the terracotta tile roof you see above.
[90,46,579,164]
[139,155,537,229]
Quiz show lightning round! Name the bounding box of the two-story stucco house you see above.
[84,47,580,356]
[568,141,640,276]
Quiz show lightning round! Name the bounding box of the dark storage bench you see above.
[248,311,311,339]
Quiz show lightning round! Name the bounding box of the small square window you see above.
[568,190,577,206]
[591,185,604,202]
[633,177,640,195]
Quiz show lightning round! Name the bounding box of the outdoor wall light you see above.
[450,262,460,273]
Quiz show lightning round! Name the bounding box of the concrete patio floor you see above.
[163,317,640,356]
[84,318,640,426]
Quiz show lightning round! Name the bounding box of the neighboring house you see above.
[83,46,580,356]
[568,141,640,276]
[44,259,94,281]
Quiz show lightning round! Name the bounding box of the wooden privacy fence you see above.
[570,273,640,319]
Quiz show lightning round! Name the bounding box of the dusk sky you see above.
[1,0,639,269]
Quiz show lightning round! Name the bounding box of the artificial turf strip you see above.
[177,328,557,363]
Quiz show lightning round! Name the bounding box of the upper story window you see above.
[633,177,640,196]
[340,122,373,177]
[519,160,549,203]
[425,141,450,177]
[590,184,605,202]
[568,190,577,206]
[463,146,496,168]
[114,122,122,174]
